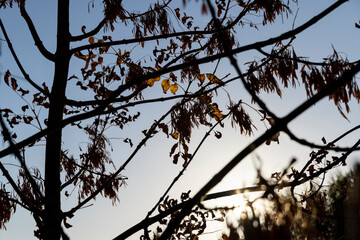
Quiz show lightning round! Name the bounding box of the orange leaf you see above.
[88,37,94,44]
[170,83,178,94]
[170,132,179,139]
[161,79,170,93]
[196,74,205,85]
[147,76,160,87]
[206,73,222,84]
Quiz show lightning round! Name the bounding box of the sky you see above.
[0,0,360,239]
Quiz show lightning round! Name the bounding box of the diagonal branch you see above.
[0,18,49,96]
[0,116,45,203]
[158,0,359,234]
[70,19,106,42]
[0,161,41,215]
[19,3,55,61]
[64,106,175,217]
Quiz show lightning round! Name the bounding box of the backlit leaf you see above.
[170,83,178,94]
[196,74,205,85]
[170,132,179,139]
[161,79,170,93]
[206,73,222,84]
[147,76,160,86]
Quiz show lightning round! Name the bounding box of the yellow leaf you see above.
[170,83,178,94]
[206,73,222,84]
[212,111,224,120]
[147,76,160,87]
[170,132,179,139]
[197,74,205,84]
[210,104,224,120]
[161,79,170,93]
[88,37,94,44]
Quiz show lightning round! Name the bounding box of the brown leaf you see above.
[4,70,11,86]
[10,78,18,90]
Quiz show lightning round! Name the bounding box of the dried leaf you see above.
[10,78,18,90]
[170,83,178,94]
[147,76,160,87]
[206,73,222,84]
[170,132,179,139]
[161,79,170,93]
[88,37,95,44]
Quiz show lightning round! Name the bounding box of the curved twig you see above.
[70,19,106,42]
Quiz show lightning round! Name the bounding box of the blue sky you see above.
[0,0,360,239]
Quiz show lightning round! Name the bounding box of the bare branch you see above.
[64,106,175,217]
[0,116,45,203]
[70,19,106,42]
[284,125,360,152]
[19,3,55,61]
[0,18,49,96]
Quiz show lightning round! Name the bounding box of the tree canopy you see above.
[0,0,359,239]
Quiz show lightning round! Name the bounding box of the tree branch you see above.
[256,47,360,66]
[0,18,49,96]
[70,5,250,54]
[0,0,349,169]
[0,116,45,203]
[70,19,106,42]
[64,106,175,217]
[159,37,360,240]
[19,3,55,61]
[284,125,360,152]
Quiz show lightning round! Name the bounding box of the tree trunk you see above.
[43,0,70,239]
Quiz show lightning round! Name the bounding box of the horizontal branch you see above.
[70,5,249,54]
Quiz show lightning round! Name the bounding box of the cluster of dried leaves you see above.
[0,0,359,239]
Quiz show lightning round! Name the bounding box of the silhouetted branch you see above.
[19,3,55,61]
[70,5,250,54]
[65,106,175,217]
[146,101,239,218]
[284,125,360,152]
[0,116,45,203]
[158,0,360,232]
[70,19,106,42]
[0,18,49,96]
[256,47,360,66]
